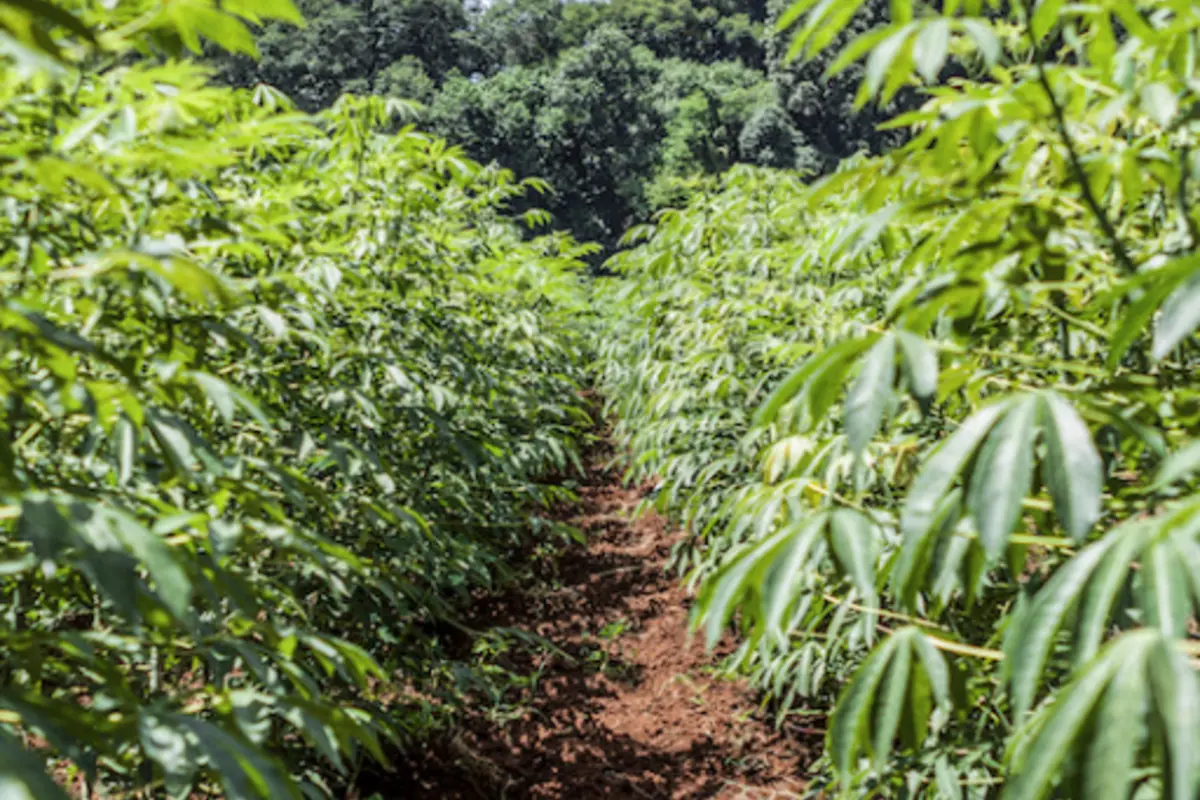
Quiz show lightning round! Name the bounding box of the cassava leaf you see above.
[844,333,896,455]
[966,396,1039,561]
[1038,392,1102,541]
[900,402,1008,542]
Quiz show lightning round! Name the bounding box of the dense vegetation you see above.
[0,2,594,796]
[5,0,1200,798]
[599,1,1200,797]
[214,0,909,248]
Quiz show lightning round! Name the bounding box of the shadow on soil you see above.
[353,454,817,799]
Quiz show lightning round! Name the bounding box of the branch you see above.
[1022,2,1137,275]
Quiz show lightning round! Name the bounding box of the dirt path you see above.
[384,452,818,798]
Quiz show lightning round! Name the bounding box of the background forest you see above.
[214,0,907,247]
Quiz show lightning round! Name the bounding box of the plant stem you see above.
[1022,0,1136,276]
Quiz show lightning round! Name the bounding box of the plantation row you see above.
[598,1,1200,797]
[0,1,594,796]
[5,0,1200,798]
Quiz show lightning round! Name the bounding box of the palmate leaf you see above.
[828,627,951,782]
[899,402,1008,545]
[759,514,827,645]
[828,508,879,609]
[140,712,198,798]
[844,334,895,455]
[695,507,882,648]
[894,489,997,614]
[1004,630,1200,800]
[1081,647,1143,800]
[900,392,1103,568]
[698,525,795,648]
[913,19,951,82]
[895,330,937,409]
[1138,525,1194,639]
[1108,254,1200,367]
[864,24,917,102]
[1031,0,1065,42]
[176,716,302,800]
[752,336,877,428]
[1005,500,1200,717]
[758,329,939,451]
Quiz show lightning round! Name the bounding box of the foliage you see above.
[737,103,812,169]
[764,0,914,171]
[560,0,767,66]
[425,27,809,247]
[426,26,667,247]
[217,0,473,110]
[207,0,812,251]
[596,0,1200,795]
[0,2,593,797]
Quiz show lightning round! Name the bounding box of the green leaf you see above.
[828,509,878,607]
[1005,530,1114,717]
[1139,535,1191,638]
[17,496,71,563]
[844,334,895,455]
[865,25,916,100]
[1108,257,1200,367]
[1072,521,1149,667]
[825,26,893,77]
[761,516,826,642]
[0,730,70,800]
[900,402,1007,542]
[871,638,912,769]
[829,633,899,779]
[3,0,95,42]
[1038,393,1102,541]
[256,306,288,339]
[1141,82,1179,128]
[1031,0,1064,43]
[191,372,236,421]
[960,19,1000,66]
[699,527,791,648]
[1082,656,1142,800]
[140,712,197,797]
[892,489,961,609]
[966,396,1038,560]
[896,330,937,407]
[1003,633,1141,800]
[1146,635,1200,800]
[103,508,193,620]
[1153,271,1200,359]
[829,628,944,783]
[178,716,300,800]
[244,0,305,25]
[752,337,876,428]
[913,19,950,82]
[910,632,951,711]
[1153,440,1200,489]
[934,755,963,800]
[147,410,197,476]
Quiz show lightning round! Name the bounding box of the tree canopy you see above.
[212,0,905,250]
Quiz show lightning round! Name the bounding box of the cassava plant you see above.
[0,1,593,797]
[597,1,1200,796]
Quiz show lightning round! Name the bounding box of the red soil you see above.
[377,453,818,798]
